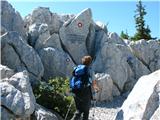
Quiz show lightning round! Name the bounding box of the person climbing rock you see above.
[70,55,99,120]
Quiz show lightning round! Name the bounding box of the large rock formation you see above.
[1,0,160,119]
[129,39,160,72]
[116,70,160,120]
[94,73,113,101]
[31,104,59,120]
[59,8,92,64]
[38,47,75,80]
[1,71,36,118]
[1,31,44,84]
[1,0,26,40]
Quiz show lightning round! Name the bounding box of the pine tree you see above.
[132,0,152,41]
[120,30,129,39]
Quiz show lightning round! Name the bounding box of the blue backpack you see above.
[70,65,90,92]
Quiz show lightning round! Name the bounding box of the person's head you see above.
[82,55,92,66]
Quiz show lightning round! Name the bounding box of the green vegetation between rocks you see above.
[33,77,76,120]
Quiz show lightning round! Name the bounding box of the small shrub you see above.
[33,77,75,120]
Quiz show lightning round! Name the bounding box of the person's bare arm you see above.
[92,80,100,92]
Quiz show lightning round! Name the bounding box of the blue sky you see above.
[9,0,160,38]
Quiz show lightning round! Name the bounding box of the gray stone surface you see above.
[42,33,62,50]
[129,39,160,72]
[1,71,36,117]
[59,8,92,64]
[118,70,160,120]
[1,106,15,120]
[95,21,108,33]
[0,64,14,79]
[34,23,50,50]
[32,104,59,120]
[93,41,150,92]
[28,23,41,47]
[24,7,63,34]
[150,108,160,120]
[1,31,44,84]
[94,73,113,101]
[1,0,26,41]
[38,47,75,80]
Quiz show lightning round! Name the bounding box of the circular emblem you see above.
[66,58,70,62]
[78,22,83,27]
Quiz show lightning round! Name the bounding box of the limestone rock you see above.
[34,23,50,50]
[28,23,41,47]
[93,43,129,91]
[94,30,108,55]
[112,84,121,97]
[1,31,44,84]
[1,0,26,41]
[94,73,113,101]
[1,71,36,117]
[1,106,18,120]
[0,64,14,79]
[59,8,92,64]
[150,108,160,120]
[24,7,63,34]
[117,70,160,120]
[86,22,96,56]
[93,42,150,92]
[38,47,75,80]
[107,32,126,45]
[42,33,62,50]
[129,39,160,72]
[95,21,108,33]
[32,104,59,120]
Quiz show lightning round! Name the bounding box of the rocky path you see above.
[89,95,126,120]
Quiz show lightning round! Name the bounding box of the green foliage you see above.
[33,77,76,120]
[120,30,129,39]
[132,0,152,41]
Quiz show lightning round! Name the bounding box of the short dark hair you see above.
[82,56,92,66]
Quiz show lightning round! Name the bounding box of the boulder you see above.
[38,47,75,80]
[107,32,126,45]
[34,23,50,50]
[42,33,62,50]
[95,21,108,33]
[150,108,160,120]
[0,64,14,79]
[94,73,113,101]
[94,30,108,55]
[1,31,44,84]
[129,39,160,72]
[86,22,96,56]
[59,8,92,64]
[1,0,26,40]
[24,7,63,34]
[1,106,15,120]
[28,23,41,47]
[1,71,36,117]
[31,104,59,120]
[93,41,150,92]
[116,70,160,120]
[93,43,129,91]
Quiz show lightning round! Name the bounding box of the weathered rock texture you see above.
[116,70,160,120]
[1,71,36,117]
[1,31,44,84]
[94,73,113,101]
[1,0,26,40]
[1,0,160,119]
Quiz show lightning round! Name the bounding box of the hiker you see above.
[71,55,99,120]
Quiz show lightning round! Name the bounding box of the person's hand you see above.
[93,85,100,93]
[92,80,100,93]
